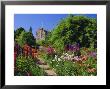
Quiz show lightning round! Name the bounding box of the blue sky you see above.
[14,14,97,37]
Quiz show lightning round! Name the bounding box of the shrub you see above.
[16,56,29,73]
[29,65,45,76]
[15,55,45,76]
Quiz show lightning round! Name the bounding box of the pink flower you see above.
[73,56,81,61]
[46,47,54,55]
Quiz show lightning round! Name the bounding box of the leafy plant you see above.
[15,55,45,76]
[15,27,36,47]
[47,15,97,52]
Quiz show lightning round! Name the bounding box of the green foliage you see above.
[29,65,45,76]
[14,15,97,76]
[15,55,45,76]
[36,40,45,46]
[16,56,29,73]
[15,31,26,47]
[14,27,25,39]
[48,15,97,51]
[26,31,36,46]
[29,26,32,33]
[15,27,36,47]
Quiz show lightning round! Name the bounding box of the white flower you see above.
[67,55,72,60]
[52,59,55,61]
[58,58,61,61]
[63,57,68,60]
[65,53,69,56]
[56,65,59,67]
[55,55,58,60]
[73,56,81,61]
[60,55,64,59]
[71,54,74,57]
[63,53,65,55]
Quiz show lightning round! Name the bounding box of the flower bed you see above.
[41,45,97,76]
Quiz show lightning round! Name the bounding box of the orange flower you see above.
[87,68,96,73]
[81,55,88,61]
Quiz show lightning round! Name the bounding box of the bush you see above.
[47,15,97,52]
[15,55,45,76]
[29,65,45,76]
[16,56,29,73]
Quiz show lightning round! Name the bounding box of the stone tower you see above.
[36,28,48,41]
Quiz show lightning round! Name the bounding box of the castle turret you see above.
[36,28,48,41]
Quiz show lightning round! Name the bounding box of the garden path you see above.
[36,58,57,76]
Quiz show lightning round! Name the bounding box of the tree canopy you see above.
[47,15,97,52]
[14,27,25,39]
[15,27,36,47]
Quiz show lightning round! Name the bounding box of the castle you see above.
[36,28,48,41]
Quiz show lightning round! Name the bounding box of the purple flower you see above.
[65,44,80,52]
[71,44,79,52]
[89,51,97,58]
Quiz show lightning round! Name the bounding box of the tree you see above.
[16,31,26,47]
[26,32,36,46]
[48,15,97,52]
[29,26,32,33]
[15,29,36,47]
[14,27,25,39]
